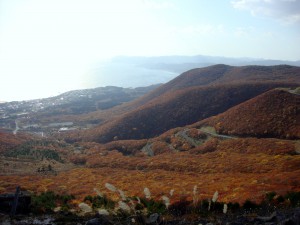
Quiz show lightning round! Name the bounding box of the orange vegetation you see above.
[62,64,300,144]
[1,65,300,208]
[0,131,30,153]
[65,82,298,144]
[1,137,299,204]
[196,89,300,139]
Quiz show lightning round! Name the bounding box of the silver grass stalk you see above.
[78,202,92,213]
[162,195,170,209]
[170,189,174,197]
[94,188,103,197]
[118,189,126,201]
[208,199,211,211]
[137,197,141,204]
[144,187,151,199]
[193,185,198,206]
[118,201,131,212]
[98,209,109,215]
[193,185,198,195]
[212,191,219,203]
[105,183,117,192]
[223,203,228,214]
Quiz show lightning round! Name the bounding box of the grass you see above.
[28,188,300,219]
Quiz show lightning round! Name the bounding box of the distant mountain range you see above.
[87,55,300,89]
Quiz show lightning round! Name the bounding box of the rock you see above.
[145,213,160,224]
[256,211,277,222]
[86,218,102,225]
[228,215,250,225]
[280,208,300,225]
[85,216,112,225]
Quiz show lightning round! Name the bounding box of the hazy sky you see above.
[1,0,300,101]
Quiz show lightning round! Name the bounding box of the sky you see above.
[0,0,300,101]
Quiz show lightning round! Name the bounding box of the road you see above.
[199,126,235,139]
[13,120,20,135]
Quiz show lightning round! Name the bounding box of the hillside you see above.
[1,82,300,212]
[0,131,29,153]
[0,84,160,135]
[65,64,300,143]
[194,89,300,139]
[65,64,300,127]
[0,64,300,217]
[75,88,299,157]
[128,64,300,106]
[2,123,299,205]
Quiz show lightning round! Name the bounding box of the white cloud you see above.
[231,0,300,24]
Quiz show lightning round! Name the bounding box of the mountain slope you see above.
[0,131,30,153]
[0,85,160,134]
[64,65,300,129]
[128,64,300,106]
[91,87,299,157]
[195,89,300,139]
[63,64,300,143]
[83,83,293,143]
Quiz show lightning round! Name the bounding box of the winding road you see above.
[13,120,20,135]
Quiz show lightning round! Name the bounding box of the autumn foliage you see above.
[0,64,300,210]
[63,64,300,144]
[198,89,300,139]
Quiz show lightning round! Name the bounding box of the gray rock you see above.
[85,218,102,225]
[279,208,300,225]
[85,216,112,225]
[145,213,160,224]
[257,211,277,222]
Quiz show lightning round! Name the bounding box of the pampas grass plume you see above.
[118,189,126,201]
[223,203,228,214]
[162,195,170,208]
[193,185,198,195]
[212,191,218,203]
[78,202,92,213]
[170,189,174,197]
[98,209,110,215]
[118,201,131,212]
[144,187,151,199]
[94,188,103,197]
[105,183,117,192]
